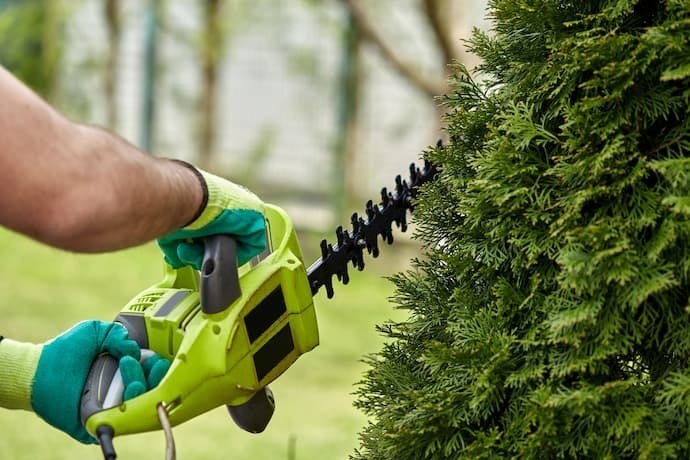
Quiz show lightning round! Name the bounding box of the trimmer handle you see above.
[79,234,243,455]
[200,234,242,314]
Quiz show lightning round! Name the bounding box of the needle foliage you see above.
[354,1,690,458]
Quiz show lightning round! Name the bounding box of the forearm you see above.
[37,125,203,251]
[0,66,202,252]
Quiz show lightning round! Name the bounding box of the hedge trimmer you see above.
[79,158,437,460]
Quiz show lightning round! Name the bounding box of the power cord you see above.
[157,403,176,460]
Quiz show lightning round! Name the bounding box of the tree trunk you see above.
[198,0,222,170]
[104,0,121,131]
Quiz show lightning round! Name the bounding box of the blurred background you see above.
[0,0,487,458]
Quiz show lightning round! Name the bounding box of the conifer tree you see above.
[354,1,690,458]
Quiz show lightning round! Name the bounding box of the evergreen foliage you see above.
[354,1,690,458]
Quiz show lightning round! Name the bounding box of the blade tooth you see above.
[351,212,360,234]
[320,239,328,260]
[341,267,350,285]
[336,226,344,245]
[343,229,353,251]
[369,201,378,217]
[436,138,444,148]
[400,213,408,232]
[395,174,403,195]
[351,245,365,270]
[356,215,366,243]
[380,187,389,208]
[409,163,418,184]
[400,179,411,206]
[367,231,380,257]
[325,277,334,299]
[356,250,365,270]
[366,200,374,220]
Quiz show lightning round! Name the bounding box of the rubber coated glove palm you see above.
[0,321,169,444]
[157,167,266,269]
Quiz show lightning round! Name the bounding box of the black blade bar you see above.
[306,155,438,299]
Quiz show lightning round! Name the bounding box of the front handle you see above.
[200,235,242,314]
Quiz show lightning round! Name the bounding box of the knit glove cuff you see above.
[158,168,266,269]
[0,339,41,410]
[185,170,264,230]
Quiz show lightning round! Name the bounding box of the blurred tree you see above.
[340,0,468,120]
[103,0,121,131]
[295,0,469,217]
[341,0,450,99]
[198,0,223,170]
[196,0,250,170]
[0,0,64,101]
[140,0,162,153]
[333,7,362,221]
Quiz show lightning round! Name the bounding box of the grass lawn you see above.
[0,226,412,459]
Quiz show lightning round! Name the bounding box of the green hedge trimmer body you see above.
[79,159,437,458]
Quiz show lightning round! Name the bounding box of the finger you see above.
[157,240,185,268]
[237,229,267,265]
[124,381,147,401]
[119,355,147,401]
[102,324,141,361]
[142,353,163,375]
[177,241,204,269]
[142,354,172,388]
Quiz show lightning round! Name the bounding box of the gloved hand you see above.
[0,321,170,444]
[158,164,266,270]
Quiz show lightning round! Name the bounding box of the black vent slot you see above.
[253,324,294,381]
[245,287,287,343]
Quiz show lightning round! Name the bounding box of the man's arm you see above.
[0,65,202,252]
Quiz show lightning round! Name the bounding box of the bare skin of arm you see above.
[0,66,202,252]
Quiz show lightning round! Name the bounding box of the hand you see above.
[158,167,266,269]
[0,321,170,444]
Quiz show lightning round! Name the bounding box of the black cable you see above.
[96,425,117,460]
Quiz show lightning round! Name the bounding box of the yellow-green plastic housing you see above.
[85,205,319,437]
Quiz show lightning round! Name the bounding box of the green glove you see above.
[0,321,170,444]
[158,165,266,270]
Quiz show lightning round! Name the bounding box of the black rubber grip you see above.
[80,354,119,425]
[200,235,242,314]
[80,314,149,425]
